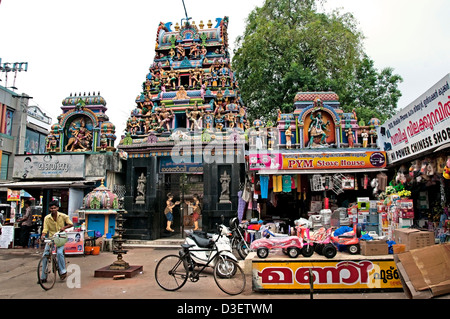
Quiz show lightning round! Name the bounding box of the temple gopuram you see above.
[118,17,247,240]
[7,91,124,233]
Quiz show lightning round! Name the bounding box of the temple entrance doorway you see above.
[159,173,203,238]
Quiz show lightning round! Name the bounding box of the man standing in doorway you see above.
[17,200,33,248]
[39,200,73,281]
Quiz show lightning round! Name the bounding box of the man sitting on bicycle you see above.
[40,200,73,282]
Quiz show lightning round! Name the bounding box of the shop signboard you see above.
[12,154,85,179]
[248,153,282,171]
[7,189,20,201]
[253,258,402,291]
[281,151,386,170]
[378,73,450,164]
[159,156,203,174]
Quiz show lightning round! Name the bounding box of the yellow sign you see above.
[282,151,386,170]
[7,189,20,201]
[253,259,402,291]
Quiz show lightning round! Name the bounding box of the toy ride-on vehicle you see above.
[309,227,337,258]
[330,225,362,255]
[250,232,314,259]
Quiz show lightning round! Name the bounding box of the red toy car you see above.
[331,225,362,255]
[250,235,314,258]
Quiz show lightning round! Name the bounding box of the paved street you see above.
[0,246,407,300]
[2,245,448,317]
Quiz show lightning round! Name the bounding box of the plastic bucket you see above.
[85,246,93,255]
[92,246,100,255]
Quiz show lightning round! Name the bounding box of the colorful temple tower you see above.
[46,92,117,153]
[118,17,247,240]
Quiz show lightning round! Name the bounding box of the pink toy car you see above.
[250,235,314,258]
[310,227,337,258]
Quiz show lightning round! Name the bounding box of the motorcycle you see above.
[228,217,250,260]
[181,222,237,275]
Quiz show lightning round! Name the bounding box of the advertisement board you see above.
[248,153,282,171]
[378,73,450,164]
[12,154,85,179]
[253,259,402,291]
[281,151,386,170]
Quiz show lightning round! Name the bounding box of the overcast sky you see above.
[1,0,449,140]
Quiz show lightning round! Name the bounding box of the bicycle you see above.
[37,232,68,290]
[155,229,246,295]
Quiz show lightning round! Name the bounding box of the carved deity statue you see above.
[308,111,330,147]
[65,118,93,152]
[186,102,204,131]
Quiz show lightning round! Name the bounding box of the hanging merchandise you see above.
[341,175,355,190]
[311,174,325,191]
[237,190,246,221]
[443,157,450,179]
[282,175,292,192]
[260,175,269,199]
[273,175,282,192]
[377,172,388,191]
[296,175,302,192]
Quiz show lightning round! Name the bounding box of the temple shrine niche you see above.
[247,91,381,151]
[118,17,247,240]
[46,92,117,153]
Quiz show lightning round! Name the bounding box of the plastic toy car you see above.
[310,227,337,258]
[250,235,314,258]
[331,225,362,255]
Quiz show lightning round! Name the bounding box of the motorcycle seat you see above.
[190,234,214,248]
[182,243,195,249]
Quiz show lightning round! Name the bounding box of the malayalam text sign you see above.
[379,73,450,164]
[282,151,386,170]
[253,259,402,291]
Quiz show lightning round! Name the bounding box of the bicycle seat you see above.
[190,234,214,248]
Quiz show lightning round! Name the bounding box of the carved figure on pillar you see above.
[219,171,231,203]
[135,172,146,204]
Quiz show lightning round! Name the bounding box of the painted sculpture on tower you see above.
[46,92,117,153]
[119,16,247,147]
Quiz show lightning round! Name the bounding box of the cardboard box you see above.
[394,243,450,299]
[393,228,435,251]
[360,240,389,256]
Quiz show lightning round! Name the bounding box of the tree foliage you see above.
[232,0,402,124]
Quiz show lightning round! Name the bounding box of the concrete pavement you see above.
[1,245,408,300]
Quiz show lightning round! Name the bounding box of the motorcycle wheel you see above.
[215,256,237,278]
[236,240,249,260]
[257,247,269,259]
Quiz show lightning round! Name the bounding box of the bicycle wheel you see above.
[213,257,246,295]
[155,255,188,291]
[37,255,56,290]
